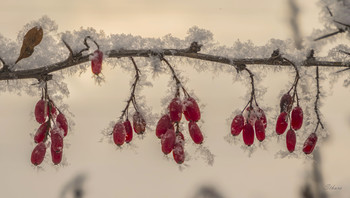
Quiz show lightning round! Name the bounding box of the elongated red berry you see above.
[286,129,296,152]
[276,112,288,135]
[91,50,103,75]
[133,112,146,134]
[257,108,267,129]
[169,97,182,122]
[255,119,265,142]
[303,133,318,154]
[156,114,172,138]
[123,119,133,143]
[243,123,254,146]
[35,99,47,124]
[34,121,50,143]
[291,106,303,130]
[188,121,203,144]
[56,113,68,137]
[113,122,126,146]
[173,132,185,163]
[161,128,176,154]
[231,114,244,136]
[183,97,201,122]
[51,128,64,153]
[31,142,46,166]
[280,93,293,113]
[51,146,62,165]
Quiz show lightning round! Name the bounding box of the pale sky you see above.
[1,0,350,198]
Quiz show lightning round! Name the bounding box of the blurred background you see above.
[0,0,350,197]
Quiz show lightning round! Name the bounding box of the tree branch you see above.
[0,42,349,81]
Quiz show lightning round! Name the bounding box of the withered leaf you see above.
[15,26,43,64]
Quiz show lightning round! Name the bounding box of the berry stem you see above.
[314,66,324,133]
[120,57,141,120]
[161,57,190,98]
[283,57,300,106]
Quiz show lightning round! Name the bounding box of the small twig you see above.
[283,57,300,105]
[77,36,100,55]
[119,57,141,120]
[333,20,350,29]
[161,57,190,97]
[314,66,324,133]
[62,39,74,58]
[326,6,333,17]
[314,29,345,41]
[244,67,256,107]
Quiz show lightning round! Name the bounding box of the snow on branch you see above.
[0,40,350,81]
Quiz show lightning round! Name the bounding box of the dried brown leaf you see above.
[15,26,43,64]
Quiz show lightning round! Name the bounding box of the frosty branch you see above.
[1,41,350,81]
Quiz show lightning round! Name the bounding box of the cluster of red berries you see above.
[156,96,202,164]
[31,99,68,166]
[276,93,317,154]
[113,112,146,146]
[231,106,267,146]
[276,93,303,153]
[91,49,103,75]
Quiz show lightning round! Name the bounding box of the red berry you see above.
[183,97,201,122]
[257,108,267,129]
[34,121,50,143]
[156,114,172,138]
[91,50,103,75]
[113,122,126,146]
[123,119,133,143]
[231,114,244,136]
[243,123,254,146]
[280,93,293,113]
[56,113,68,137]
[51,146,62,165]
[291,106,303,130]
[31,142,46,166]
[173,133,185,164]
[132,112,146,134]
[303,133,318,154]
[276,112,288,135]
[188,121,204,144]
[168,97,183,122]
[255,119,265,142]
[161,128,176,154]
[35,99,47,124]
[50,128,64,153]
[286,129,296,152]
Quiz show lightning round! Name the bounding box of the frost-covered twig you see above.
[161,57,189,97]
[119,57,141,120]
[284,57,300,105]
[0,42,350,81]
[242,66,258,112]
[314,66,324,133]
[314,6,349,41]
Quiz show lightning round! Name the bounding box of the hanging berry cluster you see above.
[31,79,68,166]
[155,57,203,164]
[302,66,324,154]
[111,57,146,146]
[275,58,303,153]
[230,65,267,146]
[275,58,322,155]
